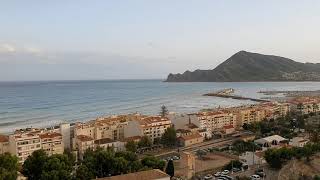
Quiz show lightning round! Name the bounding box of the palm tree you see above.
[297,103,304,115]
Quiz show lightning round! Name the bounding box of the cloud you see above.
[0,44,16,53]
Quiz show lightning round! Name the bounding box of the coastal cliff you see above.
[166,51,320,82]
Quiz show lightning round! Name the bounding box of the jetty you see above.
[204,88,269,102]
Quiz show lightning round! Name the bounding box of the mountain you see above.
[166,51,320,82]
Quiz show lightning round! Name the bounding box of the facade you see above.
[60,123,71,150]
[9,133,42,163]
[0,135,9,154]
[124,116,172,142]
[289,136,309,147]
[223,125,235,135]
[289,97,320,115]
[239,151,266,166]
[97,169,170,180]
[94,138,125,152]
[177,133,204,147]
[228,106,266,128]
[75,135,95,159]
[39,132,64,156]
[255,135,287,150]
[196,110,236,132]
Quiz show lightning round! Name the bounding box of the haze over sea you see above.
[1,80,320,133]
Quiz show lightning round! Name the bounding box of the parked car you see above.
[204,174,213,179]
[214,172,221,177]
[251,174,261,180]
[232,167,241,173]
[220,175,234,180]
[172,155,180,160]
[222,170,230,175]
[255,169,266,177]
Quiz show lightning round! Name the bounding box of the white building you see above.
[94,138,125,152]
[254,135,287,150]
[60,123,71,150]
[289,137,309,147]
[239,151,266,166]
[124,116,172,142]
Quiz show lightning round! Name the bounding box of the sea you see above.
[1,80,320,133]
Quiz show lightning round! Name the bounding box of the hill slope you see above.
[166,51,320,82]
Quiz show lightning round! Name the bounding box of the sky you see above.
[1,0,320,81]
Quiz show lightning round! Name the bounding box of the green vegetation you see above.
[160,105,169,117]
[76,148,165,180]
[264,143,320,169]
[231,140,261,154]
[166,51,320,82]
[224,160,243,170]
[125,140,137,152]
[138,136,152,148]
[165,159,174,177]
[22,150,73,180]
[0,153,19,180]
[161,127,177,147]
[242,114,301,139]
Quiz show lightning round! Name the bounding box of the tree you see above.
[161,127,177,147]
[40,154,73,180]
[75,165,94,180]
[138,136,152,148]
[125,140,137,152]
[22,149,48,180]
[297,103,304,115]
[22,150,73,180]
[160,105,169,117]
[141,156,165,170]
[0,153,19,180]
[165,159,174,177]
[224,160,243,170]
[264,149,283,169]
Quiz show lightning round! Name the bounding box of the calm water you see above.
[1,80,320,133]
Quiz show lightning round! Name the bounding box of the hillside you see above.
[166,51,320,82]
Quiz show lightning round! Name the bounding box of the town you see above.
[1,95,320,180]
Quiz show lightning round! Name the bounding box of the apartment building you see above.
[195,110,236,132]
[9,132,42,163]
[228,106,266,128]
[39,132,64,156]
[75,135,95,159]
[124,116,172,142]
[0,134,9,154]
[73,114,140,148]
[94,138,125,152]
[288,97,320,115]
[260,102,290,119]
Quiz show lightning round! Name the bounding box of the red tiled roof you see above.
[0,135,8,142]
[39,132,62,139]
[77,135,94,142]
[97,169,169,180]
[178,133,203,141]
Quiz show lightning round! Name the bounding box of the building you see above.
[39,132,64,156]
[177,133,204,147]
[60,123,71,150]
[195,110,237,132]
[124,116,172,142]
[75,135,95,159]
[289,136,309,147]
[255,135,287,150]
[260,102,290,119]
[288,97,320,115]
[239,151,266,166]
[223,125,235,135]
[228,105,266,128]
[176,152,196,179]
[94,138,125,152]
[0,134,9,154]
[9,133,42,163]
[96,169,170,180]
[73,114,140,149]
